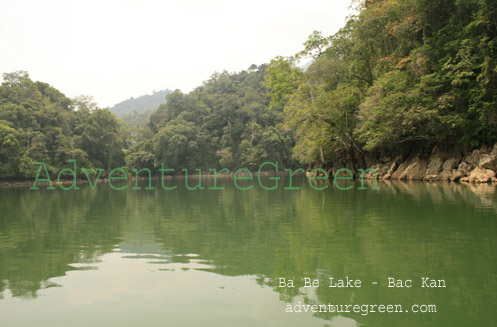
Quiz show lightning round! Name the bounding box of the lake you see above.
[0,177,496,326]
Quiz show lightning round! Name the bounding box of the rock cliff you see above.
[364,143,497,183]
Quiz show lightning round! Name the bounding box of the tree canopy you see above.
[127,65,294,172]
[265,0,497,165]
[0,71,126,180]
[2,0,496,180]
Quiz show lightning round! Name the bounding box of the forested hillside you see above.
[1,0,496,181]
[0,71,126,180]
[108,89,173,127]
[265,0,497,167]
[126,65,294,171]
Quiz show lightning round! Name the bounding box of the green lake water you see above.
[0,177,496,326]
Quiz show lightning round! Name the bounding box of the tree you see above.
[2,71,30,87]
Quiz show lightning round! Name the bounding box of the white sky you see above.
[0,0,352,107]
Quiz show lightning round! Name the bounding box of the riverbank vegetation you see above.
[1,0,495,181]
[0,71,126,180]
[265,0,497,166]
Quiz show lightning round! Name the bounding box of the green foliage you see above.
[264,58,304,110]
[3,0,496,177]
[297,30,332,59]
[0,120,20,178]
[129,65,295,171]
[0,71,126,180]
[265,0,497,166]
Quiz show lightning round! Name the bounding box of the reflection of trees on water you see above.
[0,187,124,298]
[0,179,495,326]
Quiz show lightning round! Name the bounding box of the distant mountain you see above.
[108,89,173,119]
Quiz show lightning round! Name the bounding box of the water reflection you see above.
[0,178,496,326]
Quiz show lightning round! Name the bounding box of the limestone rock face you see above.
[402,157,428,180]
[383,156,402,180]
[439,157,461,181]
[443,157,461,171]
[424,156,444,177]
[424,174,439,181]
[389,156,428,180]
[450,170,465,182]
[463,149,484,167]
[461,168,496,183]
[479,143,497,171]
[330,142,497,183]
[454,161,473,181]
[360,164,389,180]
[390,158,412,180]
[458,161,473,173]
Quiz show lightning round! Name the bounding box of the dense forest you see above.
[0,0,496,180]
[0,71,127,180]
[265,0,496,167]
[126,64,293,172]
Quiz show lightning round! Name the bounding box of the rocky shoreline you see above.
[357,143,497,183]
[3,143,497,187]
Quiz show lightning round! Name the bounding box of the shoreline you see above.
[1,173,495,189]
[0,173,291,188]
[4,141,497,189]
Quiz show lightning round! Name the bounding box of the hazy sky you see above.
[0,0,352,107]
